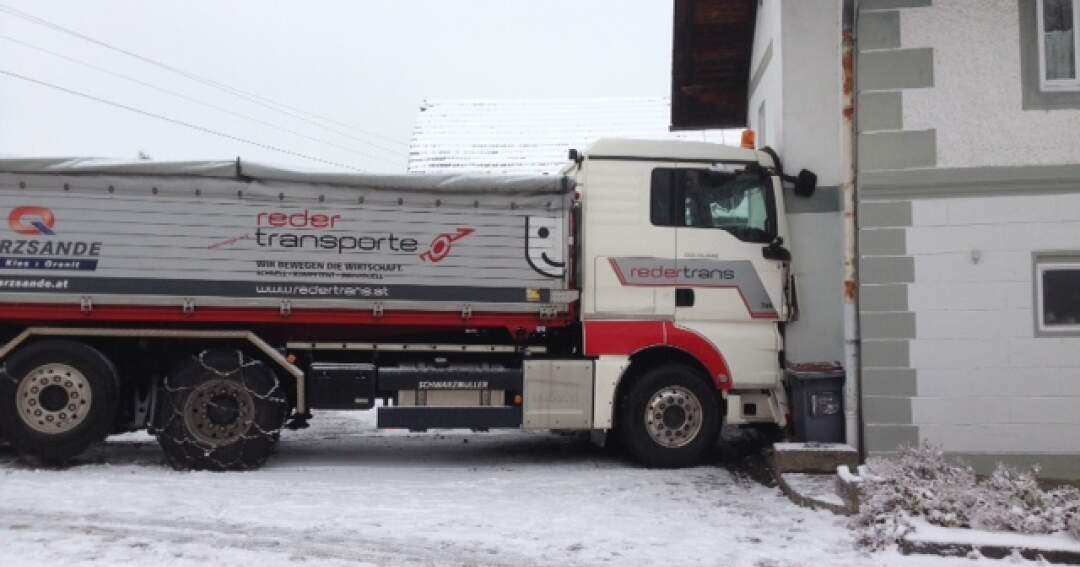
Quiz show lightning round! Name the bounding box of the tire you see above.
[617,364,721,468]
[0,340,119,465]
[156,350,287,471]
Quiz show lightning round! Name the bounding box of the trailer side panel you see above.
[0,171,573,315]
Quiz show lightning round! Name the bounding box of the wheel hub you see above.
[644,386,704,449]
[662,405,687,429]
[38,385,70,412]
[15,363,92,434]
[206,394,241,426]
[182,379,256,447]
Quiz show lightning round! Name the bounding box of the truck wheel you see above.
[156,350,287,471]
[0,340,118,465]
[617,364,721,468]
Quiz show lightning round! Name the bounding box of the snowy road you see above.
[0,413,1021,566]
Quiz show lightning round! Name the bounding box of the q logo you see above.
[9,206,56,236]
[419,227,474,263]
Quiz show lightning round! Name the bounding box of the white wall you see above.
[748,0,784,149]
[907,193,1080,454]
[749,0,847,364]
[901,0,1080,168]
[750,0,845,181]
[780,0,846,186]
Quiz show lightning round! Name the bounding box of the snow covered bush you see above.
[970,465,1080,538]
[852,443,978,549]
[851,443,1080,549]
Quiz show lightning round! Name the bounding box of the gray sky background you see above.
[0,1,675,172]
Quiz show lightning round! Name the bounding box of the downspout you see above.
[841,0,863,455]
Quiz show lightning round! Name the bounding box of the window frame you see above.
[1033,251,1080,337]
[1037,0,1080,92]
[648,165,778,244]
[757,100,767,148]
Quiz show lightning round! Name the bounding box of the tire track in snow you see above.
[0,507,560,567]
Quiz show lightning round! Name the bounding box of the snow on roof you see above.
[408,97,742,175]
[0,157,572,194]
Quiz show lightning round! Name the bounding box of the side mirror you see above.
[793,169,817,197]
[760,146,817,198]
[763,237,792,262]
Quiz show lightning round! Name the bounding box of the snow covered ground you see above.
[0,412,1038,566]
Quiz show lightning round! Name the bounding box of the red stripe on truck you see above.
[0,303,574,333]
[583,320,732,390]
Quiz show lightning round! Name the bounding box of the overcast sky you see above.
[0,1,675,172]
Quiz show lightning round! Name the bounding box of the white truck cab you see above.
[570,139,808,461]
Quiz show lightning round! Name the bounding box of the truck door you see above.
[657,165,787,387]
[586,159,678,318]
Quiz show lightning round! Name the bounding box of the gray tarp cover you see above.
[0,157,574,195]
[0,156,573,311]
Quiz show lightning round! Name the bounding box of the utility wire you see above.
[0,68,366,172]
[0,3,411,152]
[0,35,400,167]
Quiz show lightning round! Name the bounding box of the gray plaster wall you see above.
[777,0,847,366]
[855,0,1080,479]
[786,208,845,364]
[900,0,1080,167]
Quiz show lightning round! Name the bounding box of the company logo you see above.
[525,216,566,278]
[417,380,489,390]
[257,209,341,230]
[1,206,102,261]
[9,207,56,236]
[419,227,474,263]
[253,209,419,254]
[608,257,778,319]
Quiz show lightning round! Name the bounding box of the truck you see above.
[0,138,816,470]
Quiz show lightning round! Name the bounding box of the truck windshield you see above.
[650,167,776,243]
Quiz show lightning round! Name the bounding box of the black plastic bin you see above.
[786,363,846,443]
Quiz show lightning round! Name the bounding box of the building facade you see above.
[678,0,1080,478]
[854,0,1080,478]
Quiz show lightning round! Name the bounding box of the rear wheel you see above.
[0,340,118,465]
[617,364,721,468]
[156,350,287,471]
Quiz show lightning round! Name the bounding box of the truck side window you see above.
[650,169,678,226]
[649,167,775,243]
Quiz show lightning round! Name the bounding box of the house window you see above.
[1034,253,1080,336]
[650,167,776,243]
[1039,0,1080,91]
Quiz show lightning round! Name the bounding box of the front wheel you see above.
[0,340,118,465]
[156,350,288,471]
[617,364,721,468]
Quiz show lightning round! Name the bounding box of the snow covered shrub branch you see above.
[970,465,1080,539]
[852,443,1080,549]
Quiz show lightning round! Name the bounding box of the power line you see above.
[0,68,366,172]
[0,2,410,149]
[0,34,401,167]
[0,3,411,152]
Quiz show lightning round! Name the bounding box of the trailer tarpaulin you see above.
[0,158,575,313]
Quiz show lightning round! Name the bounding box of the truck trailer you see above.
[0,138,816,470]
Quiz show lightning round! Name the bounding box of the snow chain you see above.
[156,350,287,471]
